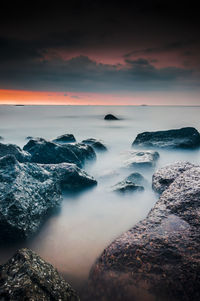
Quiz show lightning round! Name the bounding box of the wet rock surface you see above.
[124,150,159,168]
[23,138,96,167]
[42,162,97,190]
[53,134,76,144]
[104,114,118,120]
[82,138,107,152]
[0,155,62,240]
[0,155,97,240]
[0,142,31,162]
[87,162,200,301]
[152,161,196,194]
[124,172,146,185]
[0,248,80,301]
[132,127,200,149]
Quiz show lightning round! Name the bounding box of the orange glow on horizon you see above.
[0,89,199,106]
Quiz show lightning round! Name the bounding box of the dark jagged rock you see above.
[82,138,107,152]
[104,114,118,120]
[0,155,97,240]
[53,134,76,144]
[132,127,200,149]
[26,136,33,140]
[87,163,200,301]
[0,155,62,240]
[111,180,144,194]
[152,161,196,194]
[124,150,159,168]
[0,142,31,162]
[23,138,96,167]
[0,248,80,301]
[42,163,97,190]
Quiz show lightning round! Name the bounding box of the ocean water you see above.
[0,105,200,294]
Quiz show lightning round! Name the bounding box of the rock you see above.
[0,155,62,240]
[124,172,146,185]
[104,114,118,120]
[124,150,159,168]
[42,163,97,190]
[0,136,3,140]
[0,155,97,240]
[26,136,33,140]
[132,127,200,149]
[0,248,80,301]
[53,134,76,144]
[87,163,200,301]
[0,142,31,162]
[82,138,107,152]
[111,180,144,194]
[152,161,196,194]
[23,138,96,167]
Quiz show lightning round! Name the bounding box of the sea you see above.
[0,105,200,295]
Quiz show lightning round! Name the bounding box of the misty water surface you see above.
[0,105,200,292]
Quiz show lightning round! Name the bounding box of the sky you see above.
[0,1,200,105]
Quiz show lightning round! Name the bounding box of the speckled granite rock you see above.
[124,150,159,168]
[0,248,80,301]
[86,163,200,301]
[0,155,97,240]
[132,127,200,149]
[23,138,96,167]
[82,138,107,152]
[53,134,76,144]
[152,161,196,194]
[0,142,31,162]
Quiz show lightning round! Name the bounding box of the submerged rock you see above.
[0,248,80,301]
[104,114,118,120]
[23,138,96,167]
[87,162,200,301]
[53,134,76,144]
[0,136,3,140]
[82,138,107,152]
[0,142,31,162]
[112,181,144,194]
[124,150,159,168]
[0,155,97,240]
[152,161,196,194]
[132,127,200,149]
[124,172,146,185]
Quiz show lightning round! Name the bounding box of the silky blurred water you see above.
[0,105,200,292]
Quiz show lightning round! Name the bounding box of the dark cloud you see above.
[0,55,197,92]
[0,1,199,95]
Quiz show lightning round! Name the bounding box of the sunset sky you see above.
[0,1,200,105]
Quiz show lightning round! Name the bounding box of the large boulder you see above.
[82,138,107,152]
[104,114,118,120]
[132,127,200,149]
[87,163,200,301]
[0,155,62,240]
[0,155,97,240]
[23,138,96,167]
[0,142,31,162]
[124,150,159,168]
[152,161,196,194]
[0,248,80,301]
[52,134,76,144]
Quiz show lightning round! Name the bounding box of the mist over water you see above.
[0,105,200,293]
